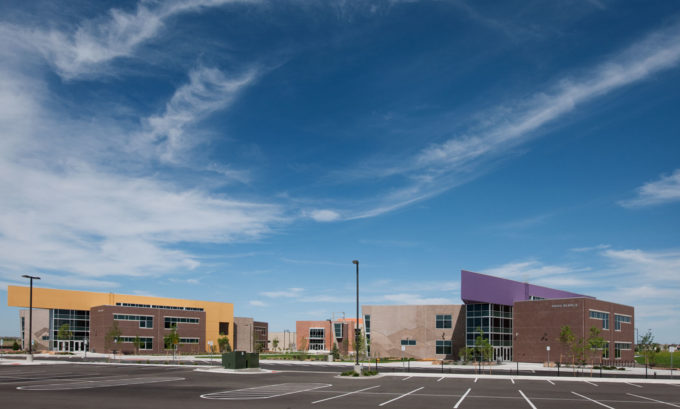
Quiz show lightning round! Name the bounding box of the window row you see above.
[119,336,153,350]
[615,342,631,358]
[400,339,416,346]
[164,317,199,328]
[436,314,452,329]
[589,310,610,330]
[436,340,452,354]
[116,302,204,312]
[309,328,325,339]
[114,314,153,328]
[614,314,631,331]
[180,338,200,344]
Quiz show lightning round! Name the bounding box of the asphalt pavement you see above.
[1,361,679,409]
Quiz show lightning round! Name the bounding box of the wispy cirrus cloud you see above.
[4,0,259,79]
[602,248,680,283]
[381,293,454,305]
[139,65,259,164]
[619,169,680,208]
[343,21,680,219]
[0,58,281,284]
[260,288,304,298]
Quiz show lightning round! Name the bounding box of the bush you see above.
[12,341,20,351]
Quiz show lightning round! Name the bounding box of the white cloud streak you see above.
[260,288,304,298]
[619,169,680,208]
[8,0,258,79]
[348,21,680,219]
[140,66,259,163]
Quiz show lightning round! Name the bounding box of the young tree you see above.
[164,324,180,360]
[217,333,231,353]
[352,331,367,359]
[558,325,575,365]
[57,323,72,341]
[586,326,605,376]
[458,346,474,363]
[474,328,493,374]
[299,336,308,352]
[638,330,658,368]
[133,336,142,355]
[331,342,340,360]
[104,322,121,352]
[272,337,279,352]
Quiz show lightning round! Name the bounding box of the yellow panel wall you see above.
[7,285,233,352]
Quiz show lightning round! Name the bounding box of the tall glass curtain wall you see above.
[466,303,513,361]
[50,309,90,349]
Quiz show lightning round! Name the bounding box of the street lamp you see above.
[21,274,40,362]
[352,260,360,374]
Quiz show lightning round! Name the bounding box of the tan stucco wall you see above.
[19,308,50,351]
[362,304,466,360]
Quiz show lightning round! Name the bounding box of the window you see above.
[180,338,199,344]
[365,315,371,334]
[114,314,153,328]
[116,302,204,312]
[615,342,631,358]
[164,317,199,329]
[436,314,452,329]
[119,336,153,350]
[436,340,452,355]
[400,339,416,346]
[602,342,609,359]
[589,310,610,330]
[614,314,631,331]
[334,323,343,339]
[309,328,325,339]
[529,296,545,301]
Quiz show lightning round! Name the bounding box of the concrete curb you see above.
[194,367,274,375]
[380,371,680,385]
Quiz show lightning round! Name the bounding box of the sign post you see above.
[670,346,676,379]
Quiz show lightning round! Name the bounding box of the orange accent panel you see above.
[7,285,233,352]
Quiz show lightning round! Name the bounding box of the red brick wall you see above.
[513,298,634,363]
[90,305,205,354]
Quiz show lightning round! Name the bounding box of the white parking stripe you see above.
[378,387,423,406]
[571,391,615,409]
[437,377,445,382]
[625,382,642,388]
[627,393,680,408]
[546,379,555,385]
[402,376,412,381]
[583,380,598,386]
[202,383,331,400]
[510,378,515,384]
[18,377,185,391]
[518,390,537,409]
[453,388,471,409]
[474,377,478,383]
[312,386,380,404]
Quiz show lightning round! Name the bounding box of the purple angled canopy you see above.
[460,270,593,306]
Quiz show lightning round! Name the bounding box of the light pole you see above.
[352,260,360,374]
[21,275,40,362]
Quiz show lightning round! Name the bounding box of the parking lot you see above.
[1,363,679,408]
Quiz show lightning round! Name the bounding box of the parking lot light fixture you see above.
[352,260,360,373]
[21,274,40,361]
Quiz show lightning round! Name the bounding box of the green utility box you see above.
[222,351,259,369]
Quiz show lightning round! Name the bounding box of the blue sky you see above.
[1,0,679,342]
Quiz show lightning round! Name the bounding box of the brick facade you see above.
[89,305,205,354]
[513,298,635,364]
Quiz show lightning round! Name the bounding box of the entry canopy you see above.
[460,270,593,306]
